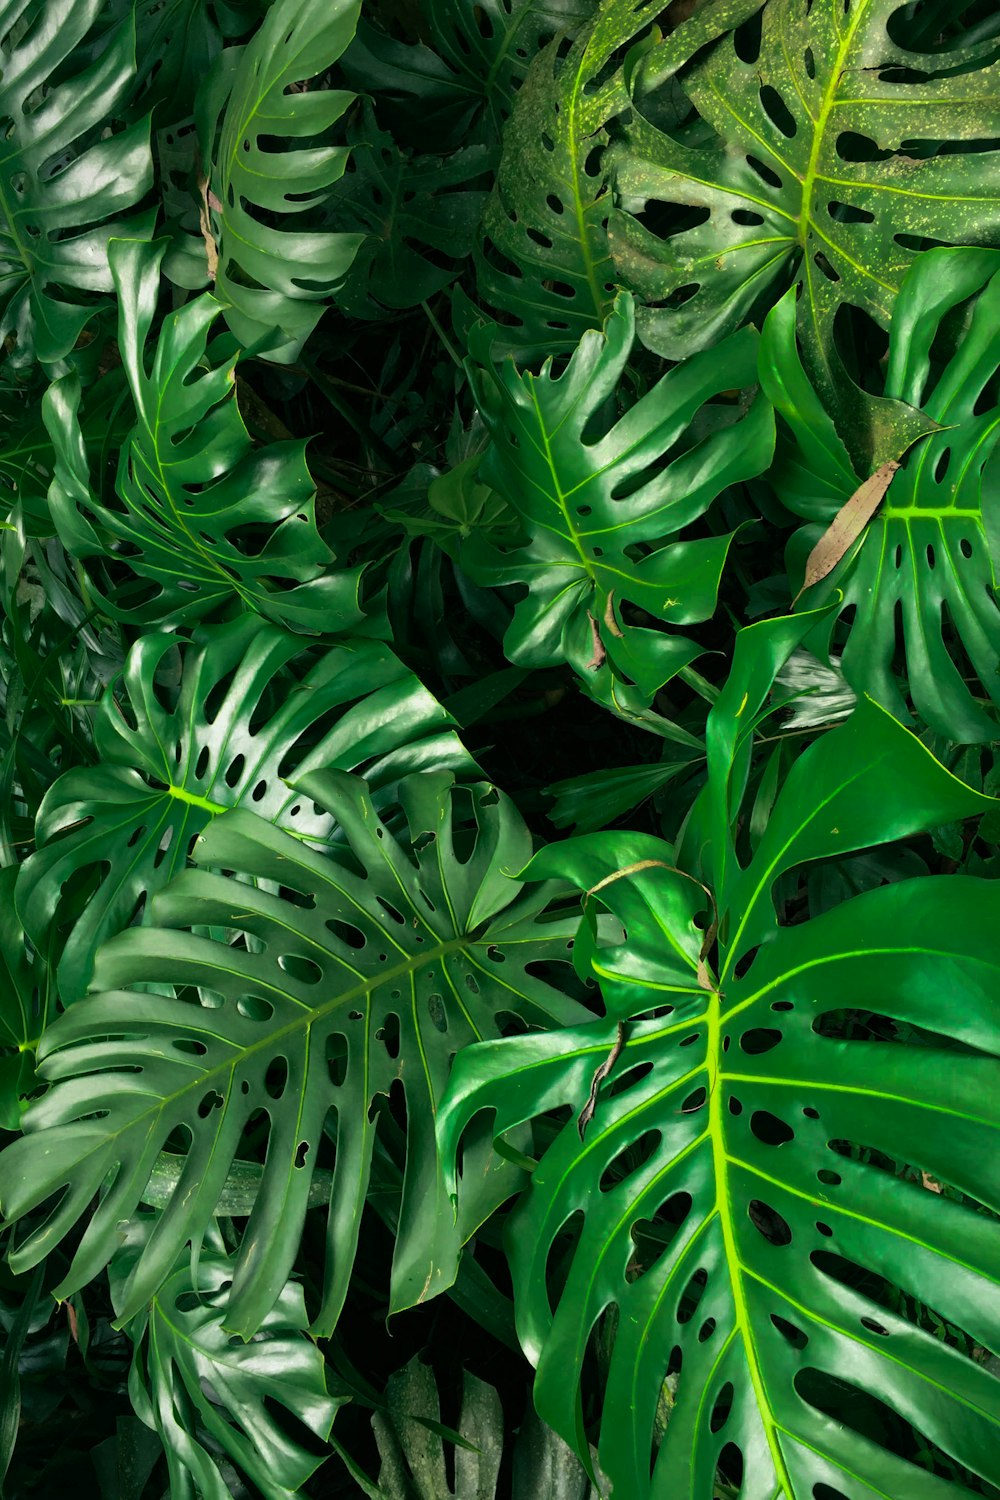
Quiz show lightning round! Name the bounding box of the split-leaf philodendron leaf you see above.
[114,1224,341,1500]
[195,0,364,362]
[0,0,154,368]
[0,771,588,1336]
[462,291,773,737]
[43,238,363,632]
[610,0,1000,466]
[438,615,1000,1500]
[16,615,474,1002]
[761,245,1000,743]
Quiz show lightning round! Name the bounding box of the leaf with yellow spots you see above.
[609,0,1000,469]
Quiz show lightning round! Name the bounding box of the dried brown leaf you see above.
[793,459,900,608]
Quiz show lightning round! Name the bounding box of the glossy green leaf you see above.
[462,292,773,735]
[0,771,587,1337]
[195,0,364,362]
[545,758,699,834]
[469,0,663,361]
[16,615,474,1002]
[0,0,154,369]
[610,0,1000,463]
[761,247,1000,742]
[44,238,362,633]
[329,104,492,320]
[439,635,1000,1499]
[0,868,49,1132]
[115,1226,340,1500]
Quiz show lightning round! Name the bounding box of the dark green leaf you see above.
[17,615,474,1002]
[44,238,363,633]
[611,0,1000,464]
[0,772,587,1336]
[761,247,1000,742]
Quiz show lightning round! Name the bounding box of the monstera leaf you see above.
[0,0,154,368]
[469,0,665,361]
[43,237,361,633]
[761,246,1000,743]
[0,770,588,1338]
[610,0,1000,464]
[329,104,492,319]
[462,292,773,737]
[114,1224,340,1500]
[439,615,1000,1500]
[195,0,363,361]
[16,615,474,1002]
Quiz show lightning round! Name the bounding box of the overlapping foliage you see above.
[0,0,998,1495]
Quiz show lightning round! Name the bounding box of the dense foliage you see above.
[0,0,998,1495]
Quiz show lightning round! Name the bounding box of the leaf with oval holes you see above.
[0,0,154,368]
[327,102,492,320]
[466,0,682,362]
[43,237,363,633]
[438,616,1000,1500]
[0,770,589,1337]
[762,246,1000,742]
[15,614,475,1003]
[194,0,364,362]
[461,291,773,738]
[113,1222,341,1500]
[610,0,1000,468]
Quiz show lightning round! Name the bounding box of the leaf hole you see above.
[826,199,874,224]
[599,1128,660,1192]
[326,1035,347,1088]
[627,1190,692,1281]
[237,995,273,1022]
[748,1198,792,1246]
[377,1013,400,1060]
[759,85,796,137]
[750,1109,794,1146]
[709,1381,734,1433]
[278,953,322,984]
[813,251,840,283]
[197,1089,224,1118]
[173,1037,207,1055]
[746,154,782,189]
[771,1313,808,1349]
[263,1065,289,1110]
[325,920,366,950]
[676,1266,708,1324]
[740,1027,781,1054]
